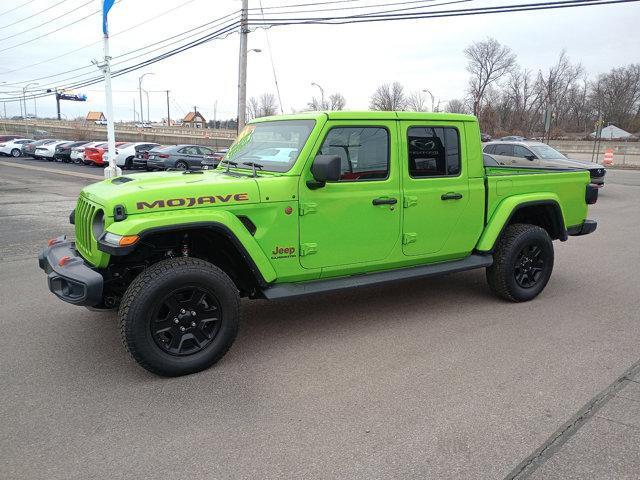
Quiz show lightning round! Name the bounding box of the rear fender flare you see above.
[476,193,566,252]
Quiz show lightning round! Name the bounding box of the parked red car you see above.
[84,142,128,166]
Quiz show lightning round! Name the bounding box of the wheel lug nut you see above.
[180,309,186,314]
[190,311,196,316]
[179,326,186,332]
[173,318,179,324]
[191,322,196,327]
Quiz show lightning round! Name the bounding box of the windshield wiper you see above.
[241,161,264,177]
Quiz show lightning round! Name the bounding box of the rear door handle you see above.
[441,192,463,201]
[372,197,398,206]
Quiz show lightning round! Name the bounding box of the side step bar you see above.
[262,254,493,300]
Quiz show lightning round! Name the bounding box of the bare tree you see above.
[247,93,279,119]
[308,93,346,110]
[589,64,640,130]
[464,37,517,116]
[369,82,406,111]
[405,91,427,111]
[445,99,469,114]
[307,92,346,111]
[535,51,583,131]
[328,93,346,110]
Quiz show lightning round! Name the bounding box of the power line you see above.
[250,0,454,15]
[0,19,242,101]
[0,5,103,54]
[0,0,40,18]
[1,0,636,102]
[0,0,72,29]
[0,13,241,93]
[249,0,631,24]
[0,6,239,83]
[0,0,95,42]
[258,0,284,113]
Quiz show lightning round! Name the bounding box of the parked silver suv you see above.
[483,141,606,186]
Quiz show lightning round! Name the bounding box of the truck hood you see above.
[81,170,260,217]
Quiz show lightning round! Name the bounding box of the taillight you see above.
[586,184,598,205]
[158,154,169,158]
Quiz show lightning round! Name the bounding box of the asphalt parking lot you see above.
[1,159,639,479]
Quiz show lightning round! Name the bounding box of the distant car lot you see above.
[0,133,227,172]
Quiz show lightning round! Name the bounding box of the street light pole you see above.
[138,73,153,125]
[237,0,249,133]
[22,82,39,135]
[311,82,325,109]
[144,89,150,124]
[422,88,435,112]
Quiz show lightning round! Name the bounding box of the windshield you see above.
[224,120,316,172]
[531,145,566,159]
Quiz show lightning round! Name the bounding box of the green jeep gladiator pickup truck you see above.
[39,112,598,376]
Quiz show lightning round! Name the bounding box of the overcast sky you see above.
[0,0,638,122]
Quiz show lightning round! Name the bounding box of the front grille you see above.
[75,195,98,260]
[591,168,605,177]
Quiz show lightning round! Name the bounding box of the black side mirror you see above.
[525,154,536,161]
[307,155,341,189]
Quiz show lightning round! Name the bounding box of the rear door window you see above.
[494,144,514,156]
[407,126,461,177]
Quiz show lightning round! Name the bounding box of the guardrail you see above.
[0,119,237,149]
[0,119,236,139]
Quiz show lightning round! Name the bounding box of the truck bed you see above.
[484,166,591,231]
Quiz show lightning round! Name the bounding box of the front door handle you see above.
[441,192,463,201]
[372,197,398,206]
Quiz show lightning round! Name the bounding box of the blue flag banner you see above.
[103,0,116,35]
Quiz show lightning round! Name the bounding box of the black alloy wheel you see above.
[150,286,222,356]
[514,244,547,288]
[175,160,188,170]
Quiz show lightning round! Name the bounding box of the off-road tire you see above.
[11,148,21,157]
[486,223,554,302]
[119,257,240,376]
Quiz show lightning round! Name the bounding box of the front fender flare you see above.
[103,209,277,284]
[476,193,566,252]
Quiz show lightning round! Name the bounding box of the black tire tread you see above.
[118,257,240,376]
[487,223,550,302]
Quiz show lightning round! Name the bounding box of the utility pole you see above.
[55,89,61,120]
[133,98,136,123]
[237,0,248,132]
[166,90,170,126]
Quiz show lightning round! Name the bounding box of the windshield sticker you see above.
[226,125,255,160]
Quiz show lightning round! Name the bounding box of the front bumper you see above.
[567,220,597,236]
[38,236,104,306]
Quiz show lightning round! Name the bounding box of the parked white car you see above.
[114,142,160,169]
[0,138,34,157]
[70,141,103,164]
[34,140,70,160]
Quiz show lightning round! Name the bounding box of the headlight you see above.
[92,210,105,240]
[102,232,140,247]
